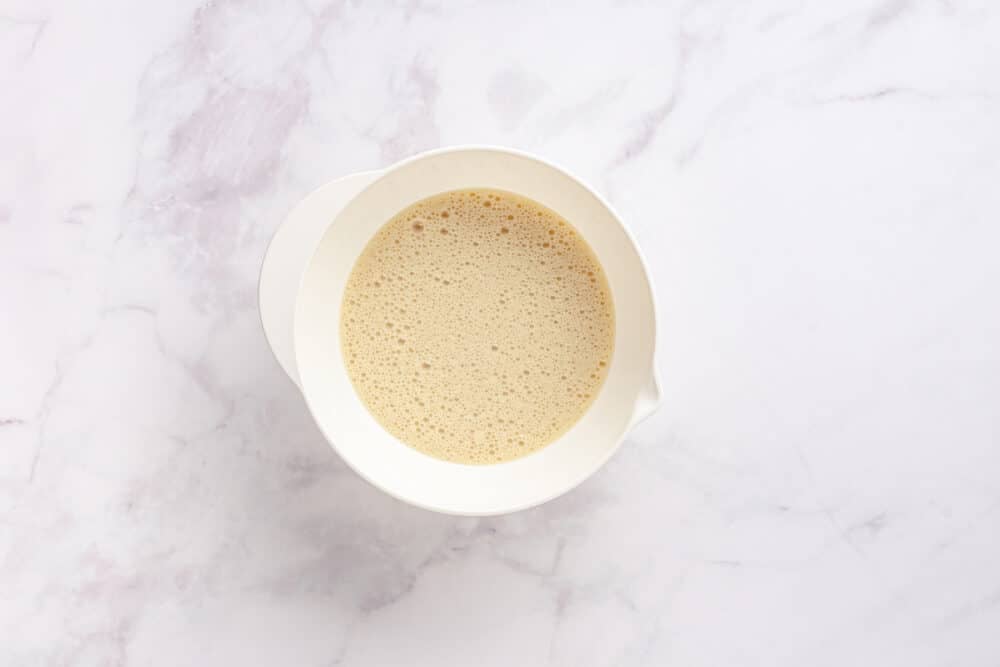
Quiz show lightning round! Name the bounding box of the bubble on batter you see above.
[340,188,614,464]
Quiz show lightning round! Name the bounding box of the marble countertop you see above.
[3,1,999,664]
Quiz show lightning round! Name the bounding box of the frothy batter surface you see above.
[341,189,614,464]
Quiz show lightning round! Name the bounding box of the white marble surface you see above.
[2,0,1000,664]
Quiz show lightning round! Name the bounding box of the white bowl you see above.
[260,146,660,515]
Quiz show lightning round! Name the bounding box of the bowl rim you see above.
[293,144,660,515]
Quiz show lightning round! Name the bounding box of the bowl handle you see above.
[627,370,662,429]
[259,171,381,388]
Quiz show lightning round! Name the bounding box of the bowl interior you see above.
[294,148,656,514]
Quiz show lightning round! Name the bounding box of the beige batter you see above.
[340,188,614,464]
